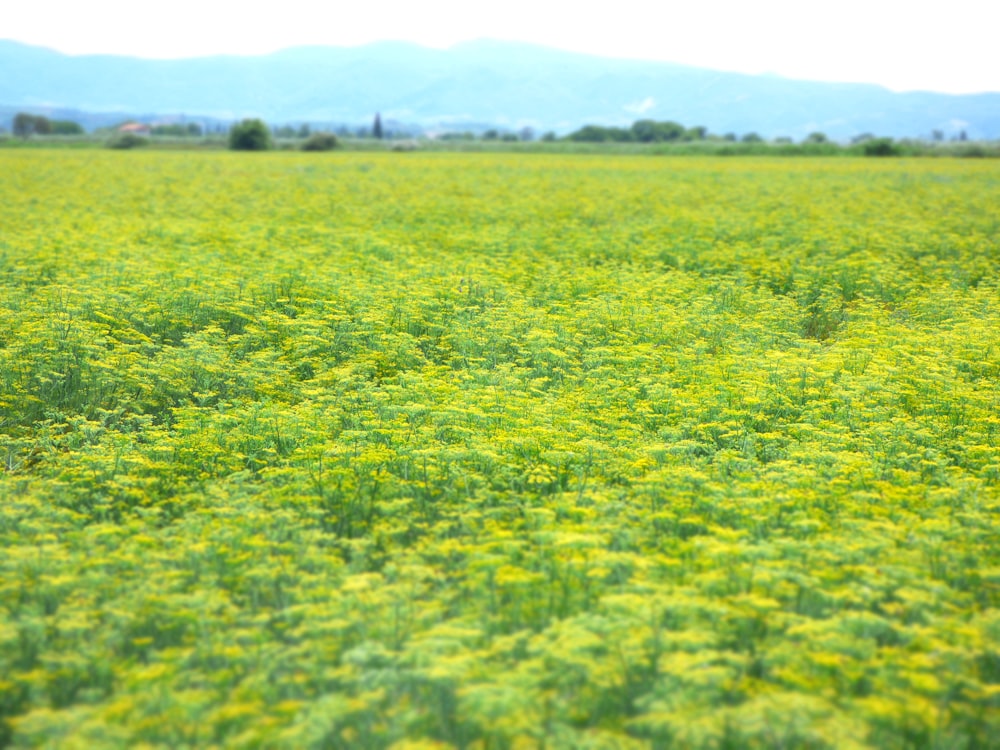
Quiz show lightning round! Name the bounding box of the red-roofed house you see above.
[118,123,151,136]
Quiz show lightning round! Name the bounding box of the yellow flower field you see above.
[1,150,998,748]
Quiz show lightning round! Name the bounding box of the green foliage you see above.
[567,119,700,144]
[566,124,633,142]
[631,119,686,142]
[862,138,901,156]
[105,132,148,149]
[50,120,84,136]
[1,151,998,748]
[300,132,339,151]
[228,118,271,151]
[151,123,202,137]
[12,113,51,138]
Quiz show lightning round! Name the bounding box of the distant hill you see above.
[2,38,998,139]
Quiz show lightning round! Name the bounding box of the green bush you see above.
[51,120,84,136]
[566,125,633,143]
[863,138,901,157]
[229,119,271,151]
[301,132,339,151]
[106,133,148,150]
[953,144,988,158]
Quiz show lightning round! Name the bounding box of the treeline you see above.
[12,113,84,137]
[565,119,870,147]
[5,110,998,157]
[567,120,710,143]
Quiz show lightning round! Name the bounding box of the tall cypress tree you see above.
[373,112,383,140]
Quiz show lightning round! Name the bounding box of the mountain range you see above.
[2,38,998,140]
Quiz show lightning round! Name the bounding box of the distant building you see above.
[118,123,151,136]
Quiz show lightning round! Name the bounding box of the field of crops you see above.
[1,150,998,748]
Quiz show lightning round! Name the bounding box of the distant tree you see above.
[631,119,684,143]
[566,125,632,143]
[274,125,296,139]
[540,131,557,142]
[958,130,968,142]
[187,123,203,137]
[518,126,535,142]
[805,132,828,144]
[685,125,708,141]
[228,118,271,151]
[13,113,51,138]
[773,136,793,144]
[481,129,499,141]
[931,129,944,142]
[851,133,875,144]
[723,133,737,142]
[50,120,84,135]
[630,119,658,142]
[862,137,900,157]
[741,132,763,143]
[297,123,311,138]
[373,113,383,139]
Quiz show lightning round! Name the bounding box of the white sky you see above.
[4,0,999,94]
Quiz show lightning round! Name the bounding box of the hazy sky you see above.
[5,0,999,94]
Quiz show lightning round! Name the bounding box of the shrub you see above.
[954,144,988,158]
[51,120,84,136]
[863,138,901,157]
[229,119,271,151]
[566,125,633,143]
[106,133,148,149]
[301,132,339,151]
